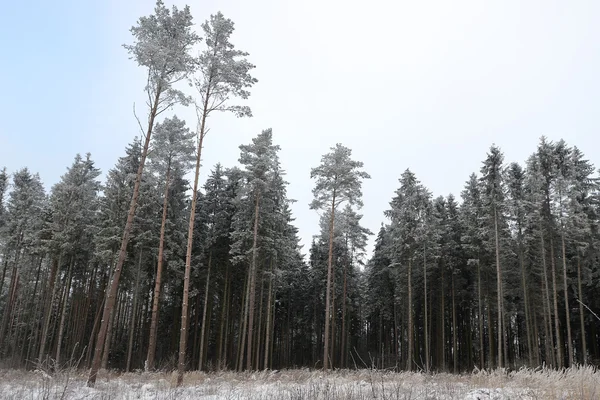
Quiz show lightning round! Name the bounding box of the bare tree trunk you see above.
[0,247,21,351]
[177,90,210,387]
[101,300,116,370]
[577,257,586,365]
[255,270,265,369]
[540,232,555,367]
[477,262,484,369]
[263,258,274,370]
[550,239,563,368]
[146,165,171,371]
[561,234,573,366]
[494,207,503,368]
[407,257,413,371]
[55,259,73,369]
[38,255,61,364]
[340,256,348,369]
[246,192,261,371]
[423,246,429,372]
[323,191,336,370]
[452,269,457,373]
[198,252,212,371]
[237,270,250,371]
[126,249,143,372]
[217,264,229,370]
[87,87,161,388]
[519,241,534,367]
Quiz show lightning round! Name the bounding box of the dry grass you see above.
[0,365,598,399]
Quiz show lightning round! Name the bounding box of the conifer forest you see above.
[1,1,600,392]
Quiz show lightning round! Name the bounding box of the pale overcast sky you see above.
[1,0,599,258]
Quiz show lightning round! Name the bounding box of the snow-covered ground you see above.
[0,366,598,399]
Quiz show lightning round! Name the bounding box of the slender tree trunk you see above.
[407,257,413,371]
[550,239,563,368]
[423,246,429,372]
[217,264,229,370]
[0,256,8,302]
[55,259,73,369]
[146,164,171,371]
[87,86,161,388]
[255,270,265,369]
[541,233,555,368]
[561,234,573,366]
[0,247,21,350]
[198,252,212,371]
[246,192,261,371]
[177,89,210,386]
[340,256,348,369]
[323,191,336,370]
[38,255,61,364]
[494,207,503,368]
[477,262,484,369]
[238,270,250,371]
[577,257,587,365]
[452,269,457,373]
[126,249,143,372]
[519,239,534,367]
[263,258,274,370]
[101,300,116,370]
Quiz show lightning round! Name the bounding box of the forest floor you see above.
[0,366,598,399]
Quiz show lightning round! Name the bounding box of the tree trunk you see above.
[0,247,21,351]
[263,258,274,370]
[494,207,503,368]
[452,269,457,373]
[198,252,212,371]
[255,270,265,369]
[217,264,229,370]
[177,88,210,387]
[55,259,73,369]
[126,249,143,372]
[246,192,261,371]
[477,261,484,369]
[577,257,587,365]
[238,270,250,371]
[519,239,534,367]
[561,234,573,366]
[146,164,171,371]
[541,232,555,367]
[101,299,116,370]
[340,255,348,369]
[550,239,563,368]
[423,245,429,372]
[323,191,336,370]
[87,86,161,388]
[407,257,413,371]
[38,255,61,364]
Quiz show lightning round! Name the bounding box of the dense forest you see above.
[1,1,599,389]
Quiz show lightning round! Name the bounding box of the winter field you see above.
[0,366,598,400]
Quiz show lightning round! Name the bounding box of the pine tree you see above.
[310,143,369,370]
[88,0,199,386]
[178,12,257,384]
[479,145,508,368]
[385,169,431,371]
[145,116,195,371]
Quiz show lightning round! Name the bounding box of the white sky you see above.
[2,0,599,259]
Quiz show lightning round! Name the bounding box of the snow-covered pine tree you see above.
[178,12,257,384]
[88,0,198,386]
[310,144,369,370]
[145,116,195,371]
